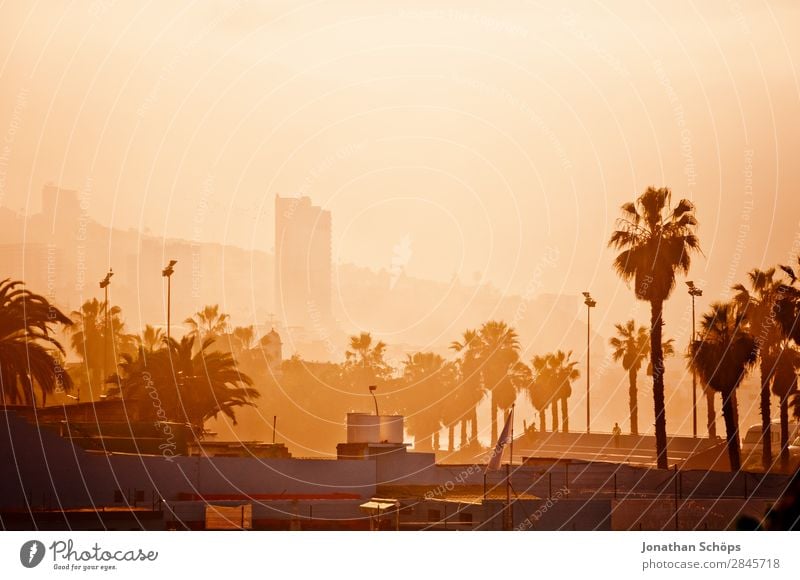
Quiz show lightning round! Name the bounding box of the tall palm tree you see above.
[184,304,230,343]
[70,298,134,399]
[0,279,73,405]
[402,352,455,452]
[450,329,484,446]
[733,268,783,468]
[117,335,258,434]
[553,350,580,433]
[689,302,756,471]
[477,320,520,442]
[609,320,649,435]
[609,186,700,468]
[772,347,799,466]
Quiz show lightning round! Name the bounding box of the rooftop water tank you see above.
[346,413,380,443]
[379,415,404,444]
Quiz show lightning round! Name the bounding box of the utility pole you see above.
[99,269,113,396]
[162,260,177,341]
[583,292,597,434]
[686,281,703,439]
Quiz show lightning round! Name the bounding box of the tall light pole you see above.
[686,281,703,439]
[99,269,113,396]
[583,292,597,434]
[369,385,379,417]
[162,260,177,341]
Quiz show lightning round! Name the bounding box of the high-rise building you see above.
[274,195,332,332]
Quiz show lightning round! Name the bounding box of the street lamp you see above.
[99,269,113,395]
[583,292,597,434]
[162,260,177,341]
[369,385,379,417]
[686,281,703,439]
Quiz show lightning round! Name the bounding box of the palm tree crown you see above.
[0,279,73,405]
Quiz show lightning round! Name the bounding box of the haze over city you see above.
[2,0,800,537]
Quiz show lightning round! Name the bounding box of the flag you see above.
[487,407,514,471]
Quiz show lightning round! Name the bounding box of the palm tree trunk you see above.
[759,358,773,469]
[561,396,569,433]
[448,423,455,452]
[491,396,498,443]
[551,400,559,433]
[780,395,790,467]
[470,407,478,443]
[433,431,440,452]
[628,367,639,436]
[721,388,741,471]
[539,409,546,433]
[705,387,717,438]
[650,299,669,469]
[460,418,468,449]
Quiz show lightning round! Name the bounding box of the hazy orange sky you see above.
[1,0,800,347]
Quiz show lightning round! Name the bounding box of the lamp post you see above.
[99,269,113,395]
[162,260,177,341]
[369,385,379,417]
[583,292,597,434]
[686,281,703,439]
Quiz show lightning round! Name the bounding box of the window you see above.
[427,509,441,522]
[114,490,124,503]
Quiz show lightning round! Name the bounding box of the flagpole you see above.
[509,404,515,466]
[507,405,514,531]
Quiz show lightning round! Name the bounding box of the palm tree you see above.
[689,302,756,471]
[526,357,552,432]
[232,325,255,352]
[70,298,134,399]
[0,279,73,405]
[344,331,392,387]
[450,329,484,446]
[609,187,700,468]
[184,304,230,343]
[772,347,799,466]
[138,324,164,353]
[609,320,649,435]
[402,352,455,452]
[117,335,258,434]
[529,351,579,433]
[552,350,580,433]
[477,321,520,442]
[733,268,783,468]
